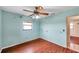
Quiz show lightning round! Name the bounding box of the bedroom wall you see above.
[40,8,79,47]
[1,7,79,48]
[0,10,2,48]
[1,11,39,48]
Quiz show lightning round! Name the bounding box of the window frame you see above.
[23,21,32,30]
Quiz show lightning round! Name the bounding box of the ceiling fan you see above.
[23,6,49,17]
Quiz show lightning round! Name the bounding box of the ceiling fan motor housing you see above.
[35,6,43,10]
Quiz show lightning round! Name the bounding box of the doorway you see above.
[67,16,79,52]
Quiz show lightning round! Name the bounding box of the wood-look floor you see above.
[70,36,79,44]
[70,36,79,52]
[1,38,78,53]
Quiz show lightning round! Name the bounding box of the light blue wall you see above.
[2,11,39,48]
[1,7,79,48]
[0,10,2,48]
[40,8,79,47]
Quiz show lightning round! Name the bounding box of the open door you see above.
[67,16,79,52]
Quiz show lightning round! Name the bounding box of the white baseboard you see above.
[1,37,66,50]
[0,49,2,53]
[2,37,39,49]
[41,37,66,48]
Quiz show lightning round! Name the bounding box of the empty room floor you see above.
[1,38,78,53]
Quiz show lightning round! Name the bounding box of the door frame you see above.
[66,16,70,48]
[66,16,79,48]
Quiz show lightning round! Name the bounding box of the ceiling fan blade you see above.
[29,14,34,16]
[23,9,34,13]
[39,12,49,15]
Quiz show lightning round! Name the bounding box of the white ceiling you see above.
[0,6,78,16]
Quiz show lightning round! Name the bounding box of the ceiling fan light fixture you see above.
[31,14,40,19]
[31,14,48,19]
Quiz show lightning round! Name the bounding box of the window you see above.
[23,21,32,30]
[70,23,74,29]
